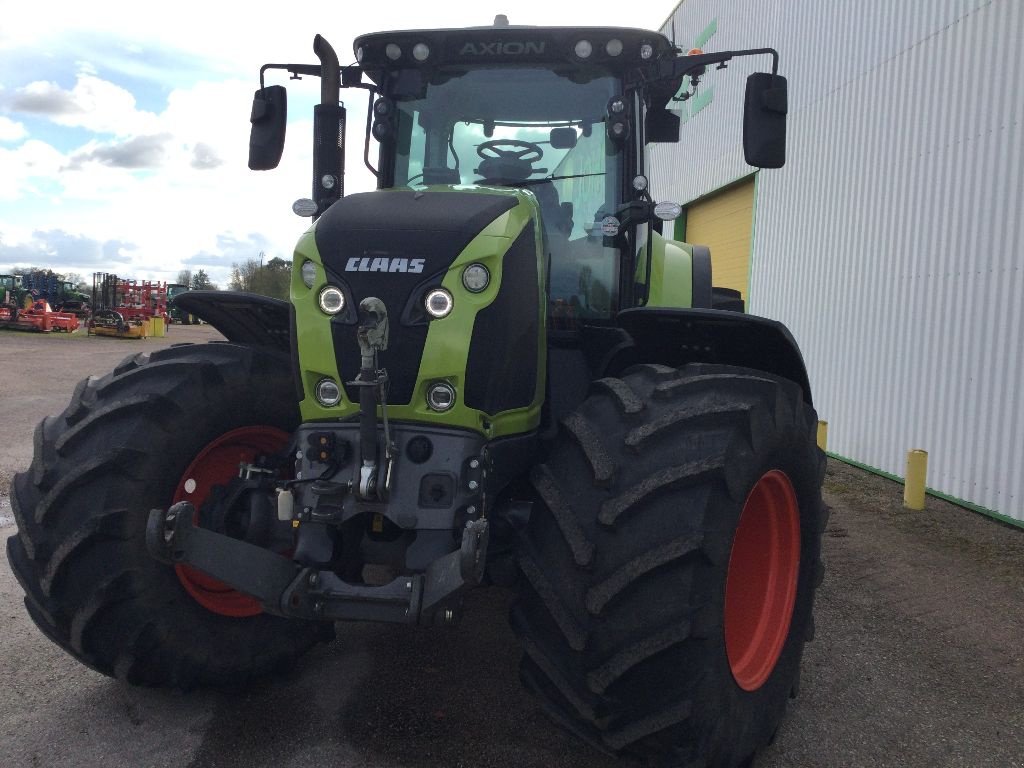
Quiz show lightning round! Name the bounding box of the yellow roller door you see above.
[684,177,755,299]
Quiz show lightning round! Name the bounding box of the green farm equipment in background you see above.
[167,282,195,324]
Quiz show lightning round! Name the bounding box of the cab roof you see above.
[353,25,674,78]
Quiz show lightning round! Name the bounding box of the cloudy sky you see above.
[0,0,674,287]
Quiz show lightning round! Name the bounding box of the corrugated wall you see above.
[650,0,1024,522]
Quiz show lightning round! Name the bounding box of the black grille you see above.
[464,222,539,414]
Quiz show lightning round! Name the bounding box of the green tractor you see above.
[7,18,826,768]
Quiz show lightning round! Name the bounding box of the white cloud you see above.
[0,139,66,200]
[0,229,137,268]
[10,70,160,136]
[0,115,27,142]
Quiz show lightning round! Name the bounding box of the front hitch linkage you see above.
[146,501,489,625]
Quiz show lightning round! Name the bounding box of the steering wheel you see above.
[476,139,544,164]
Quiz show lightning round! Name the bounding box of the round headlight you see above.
[412,43,430,61]
[609,120,628,138]
[355,46,365,63]
[640,42,655,60]
[292,198,318,217]
[654,201,684,221]
[300,260,317,288]
[574,39,593,59]
[385,43,402,61]
[321,174,336,190]
[372,121,393,141]
[426,381,456,412]
[315,378,342,407]
[424,288,453,318]
[600,216,621,237]
[318,286,345,314]
[462,264,490,293]
[609,98,626,115]
[632,175,649,192]
[606,39,623,57]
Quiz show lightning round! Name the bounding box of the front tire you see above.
[512,364,827,767]
[6,342,331,688]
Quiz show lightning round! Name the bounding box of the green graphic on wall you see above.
[674,18,717,124]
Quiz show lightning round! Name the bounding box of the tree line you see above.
[177,256,290,301]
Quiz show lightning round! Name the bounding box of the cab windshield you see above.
[390,66,623,320]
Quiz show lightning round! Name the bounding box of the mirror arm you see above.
[657,47,779,81]
[259,63,322,90]
[259,63,378,95]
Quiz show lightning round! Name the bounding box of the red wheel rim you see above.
[724,469,801,691]
[172,426,290,617]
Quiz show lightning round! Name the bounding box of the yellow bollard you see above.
[816,420,828,452]
[904,449,928,510]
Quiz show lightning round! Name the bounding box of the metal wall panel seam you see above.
[865,12,899,473]
[956,11,990,501]
[892,12,931,473]
[966,0,1007,509]
[1000,0,1024,513]
[983,0,1024,512]
[932,15,971,493]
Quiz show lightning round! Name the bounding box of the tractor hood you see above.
[314,188,517,405]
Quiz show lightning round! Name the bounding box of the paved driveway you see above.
[1,326,1021,767]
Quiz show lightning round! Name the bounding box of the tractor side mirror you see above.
[645,108,681,144]
[743,73,787,168]
[248,85,287,170]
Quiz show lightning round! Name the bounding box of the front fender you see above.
[172,291,291,353]
[614,307,813,404]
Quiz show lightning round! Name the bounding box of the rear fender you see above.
[613,307,813,404]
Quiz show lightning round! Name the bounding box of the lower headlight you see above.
[315,378,342,407]
[426,381,456,412]
[462,264,490,293]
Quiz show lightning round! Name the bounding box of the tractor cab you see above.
[356,26,667,322]
[249,21,788,325]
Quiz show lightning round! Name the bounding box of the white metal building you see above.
[649,0,1023,525]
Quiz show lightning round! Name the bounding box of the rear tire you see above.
[512,363,827,767]
[6,342,332,687]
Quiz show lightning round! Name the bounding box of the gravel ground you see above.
[1,325,1022,767]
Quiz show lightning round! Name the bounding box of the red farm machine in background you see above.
[0,273,80,333]
[89,272,168,339]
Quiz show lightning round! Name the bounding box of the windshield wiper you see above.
[491,172,606,187]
